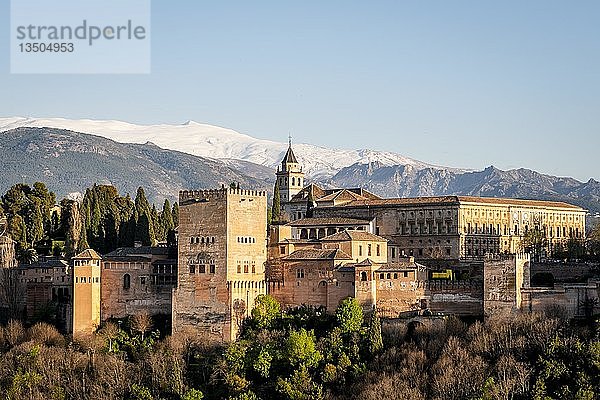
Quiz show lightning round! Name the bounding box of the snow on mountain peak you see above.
[0,116,466,179]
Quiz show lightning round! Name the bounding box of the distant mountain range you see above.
[0,127,270,204]
[0,117,598,217]
[0,117,464,181]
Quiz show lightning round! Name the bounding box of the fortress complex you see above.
[2,142,595,341]
[276,144,586,262]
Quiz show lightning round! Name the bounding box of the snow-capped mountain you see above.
[0,117,465,180]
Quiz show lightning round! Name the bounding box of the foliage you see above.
[271,181,281,223]
[250,294,281,329]
[335,298,363,334]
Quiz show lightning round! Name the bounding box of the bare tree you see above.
[131,312,153,341]
[0,268,25,320]
[99,322,119,352]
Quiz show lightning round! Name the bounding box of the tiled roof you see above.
[103,246,169,257]
[72,249,102,260]
[321,230,388,242]
[335,265,355,272]
[290,184,327,202]
[318,195,583,210]
[456,196,583,209]
[18,259,69,269]
[317,189,368,203]
[103,255,152,263]
[284,248,353,260]
[287,217,372,227]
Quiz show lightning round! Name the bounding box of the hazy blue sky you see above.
[1,1,599,181]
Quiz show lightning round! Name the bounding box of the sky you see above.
[1,1,599,181]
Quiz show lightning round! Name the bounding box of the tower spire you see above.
[288,133,292,147]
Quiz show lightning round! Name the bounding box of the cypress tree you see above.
[367,309,383,355]
[161,199,174,238]
[172,203,179,227]
[272,181,281,223]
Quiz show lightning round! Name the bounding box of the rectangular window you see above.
[140,277,146,285]
[189,265,195,274]
[210,264,215,274]
[199,264,206,274]
[359,245,362,256]
[368,244,372,256]
[280,246,286,255]
[391,247,396,258]
[376,245,380,256]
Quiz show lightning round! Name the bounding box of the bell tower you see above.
[276,136,304,205]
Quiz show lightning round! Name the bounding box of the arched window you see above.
[123,274,131,290]
[292,177,295,186]
[360,271,367,281]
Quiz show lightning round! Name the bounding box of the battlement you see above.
[179,188,267,203]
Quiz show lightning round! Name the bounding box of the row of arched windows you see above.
[231,280,265,289]
[191,236,215,245]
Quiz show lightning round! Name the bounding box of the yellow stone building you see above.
[71,249,102,335]
[277,144,586,261]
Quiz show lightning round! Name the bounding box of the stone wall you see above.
[530,262,600,284]
[521,282,600,318]
[101,259,173,320]
[483,253,530,317]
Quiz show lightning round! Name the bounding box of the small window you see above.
[376,245,380,256]
[123,274,131,289]
[359,246,363,256]
[280,246,286,255]
[393,273,398,279]
[189,265,196,274]
[199,264,206,274]
[379,273,384,279]
[387,273,391,279]
[210,264,216,274]
[140,277,146,285]
[360,271,368,281]
[368,244,372,256]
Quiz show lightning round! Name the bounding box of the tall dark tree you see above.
[172,202,179,228]
[272,181,281,224]
[160,199,174,240]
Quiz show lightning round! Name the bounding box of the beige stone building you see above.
[172,188,268,341]
[276,144,586,262]
[72,249,102,335]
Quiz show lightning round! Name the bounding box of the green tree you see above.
[172,202,179,227]
[271,181,281,224]
[366,309,383,355]
[160,199,174,239]
[336,298,363,334]
[182,388,204,400]
[251,294,281,329]
[285,329,322,368]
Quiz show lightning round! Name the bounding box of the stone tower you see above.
[71,249,102,335]
[276,139,304,206]
[172,187,268,342]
